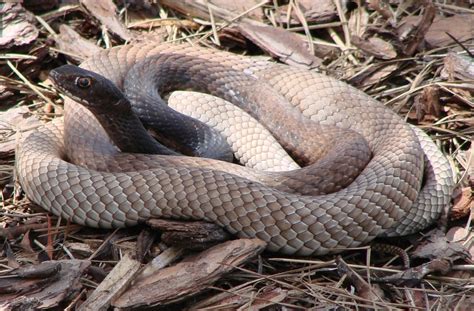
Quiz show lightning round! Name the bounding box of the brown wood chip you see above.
[0,3,39,49]
[112,238,266,309]
[78,254,141,311]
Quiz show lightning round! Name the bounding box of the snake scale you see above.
[16,43,454,256]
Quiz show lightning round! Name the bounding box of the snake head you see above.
[49,65,131,114]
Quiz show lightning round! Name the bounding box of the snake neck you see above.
[126,91,233,162]
[93,104,178,155]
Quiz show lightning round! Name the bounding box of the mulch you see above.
[0,0,473,309]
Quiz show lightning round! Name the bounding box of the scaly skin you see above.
[16,43,454,255]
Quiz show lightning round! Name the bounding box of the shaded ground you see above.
[0,0,473,310]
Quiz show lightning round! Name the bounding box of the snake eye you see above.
[76,77,92,88]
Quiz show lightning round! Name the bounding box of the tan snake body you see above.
[16,43,454,255]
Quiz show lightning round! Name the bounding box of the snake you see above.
[15,43,454,256]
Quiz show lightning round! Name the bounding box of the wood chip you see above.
[78,254,142,311]
[0,3,39,49]
[147,218,230,250]
[113,238,266,309]
[399,0,436,56]
[0,260,90,309]
[349,63,399,87]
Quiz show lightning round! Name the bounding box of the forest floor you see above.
[0,0,473,310]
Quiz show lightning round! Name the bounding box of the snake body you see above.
[16,43,454,255]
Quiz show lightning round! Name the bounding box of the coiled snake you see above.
[16,43,454,256]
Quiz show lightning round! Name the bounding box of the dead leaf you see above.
[236,22,322,69]
[209,0,265,21]
[275,0,337,24]
[441,52,474,81]
[0,106,42,159]
[397,1,436,55]
[413,86,442,122]
[56,24,103,62]
[336,256,385,302]
[348,7,370,37]
[0,3,39,50]
[450,187,473,220]
[412,229,471,262]
[399,14,474,50]
[426,15,474,48]
[446,226,472,243]
[349,63,399,87]
[3,242,20,269]
[80,0,132,41]
[373,258,452,287]
[351,35,397,59]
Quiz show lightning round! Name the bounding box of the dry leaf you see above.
[80,0,132,41]
[413,86,442,122]
[441,52,474,81]
[450,187,474,220]
[0,106,42,159]
[412,229,471,261]
[56,24,103,62]
[275,0,337,24]
[397,1,436,55]
[399,14,474,49]
[348,7,370,37]
[349,63,399,87]
[426,15,474,48]
[446,226,472,243]
[236,22,322,69]
[351,35,397,59]
[209,0,264,21]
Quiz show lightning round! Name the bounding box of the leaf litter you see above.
[0,0,473,309]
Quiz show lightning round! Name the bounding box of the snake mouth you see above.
[49,69,68,94]
[49,69,92,107]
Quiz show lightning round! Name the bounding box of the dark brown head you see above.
[49,65,131,114]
